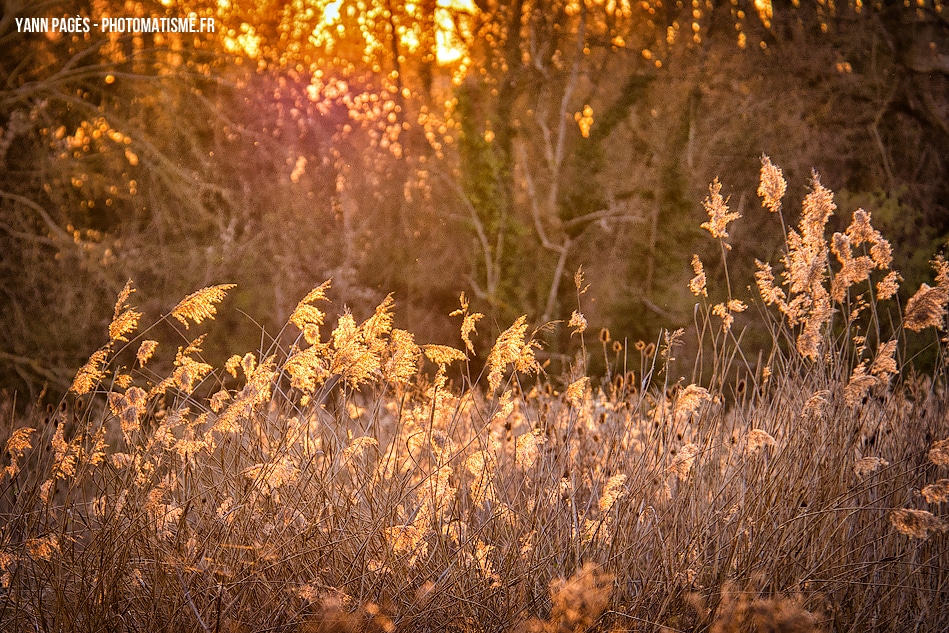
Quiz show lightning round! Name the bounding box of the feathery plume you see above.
[224,353,243,378]
[757,154,787,214]
[712,301,745,333]
[854,456,888,477]
[109,308,140,343]
[801,172,837,241]
[844,364,883,406]
[71,347,110,395]
[765,172,836,359]
[290,280,331,344]
[876,271,901,300]
[846,209,892,269]
[491,389,515,428]
[108,279,140,342]
[870,340,898,378]
[423,344,467,366]
[384,329,420,385]
[568,310,587,336]
[450,293,483,354]
[829,210,893,302]
[243,455,300,495]
[922,480,949,504]
[330,313,377,388]
[746,428,777,453]
[830,232,874,302]
[675,384,711,419]
[599,474,627,512]
[171,340,213,395]
[170,284,235,329]
[213,356,277,432]
[544,565,613,632]
[465,450,488,479]
[209,389,230,413]
[112,279,135,318]
[2,427,35,481]
[25,535,59,561]
[240,352,256,377]
[904,283,948,331]
[342,436,379,468]
[136,340,158,366]
[700,178,740,241]
[49,424,79,480]
[801,390,830,420]
[361,294,395,355]
[689,255,707,297]
[669,443,700,480]
[108,386,148,435]
[574,266,588,294]
[515,430,545,469]
[754,259,787,307]
[486,316,540,392]
[565,377,589,408]
[890,508,947,539]
[929,439,949,466]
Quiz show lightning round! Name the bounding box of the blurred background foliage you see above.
[1,0,947,401]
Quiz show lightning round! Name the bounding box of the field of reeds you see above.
[1,158,947,632]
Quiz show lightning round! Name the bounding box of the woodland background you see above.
[1,0,948,401]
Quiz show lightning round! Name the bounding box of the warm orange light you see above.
[436,0,475,65]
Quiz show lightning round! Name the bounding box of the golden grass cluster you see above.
[1,158,947,631]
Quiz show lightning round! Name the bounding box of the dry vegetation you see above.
[1,158,948,632]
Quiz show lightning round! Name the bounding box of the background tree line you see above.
[1,0,947,401]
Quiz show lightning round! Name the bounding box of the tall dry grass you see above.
[1,157,947,632]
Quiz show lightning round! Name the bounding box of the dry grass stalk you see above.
[6,164,949,632]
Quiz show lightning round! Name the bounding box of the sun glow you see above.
[435,0,475,65]
[323,0,343,23]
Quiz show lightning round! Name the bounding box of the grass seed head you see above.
[689,254,708,297]
[701,178,740,241]
[922,480,949,504]
[890,508,948,539]
[170,283,235,329]
[746,428,777,453]
[904,283,949,331]
[71,347,109,395]
[854,457,888,477]
[757,154,787,214]
[929,439,949,466]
